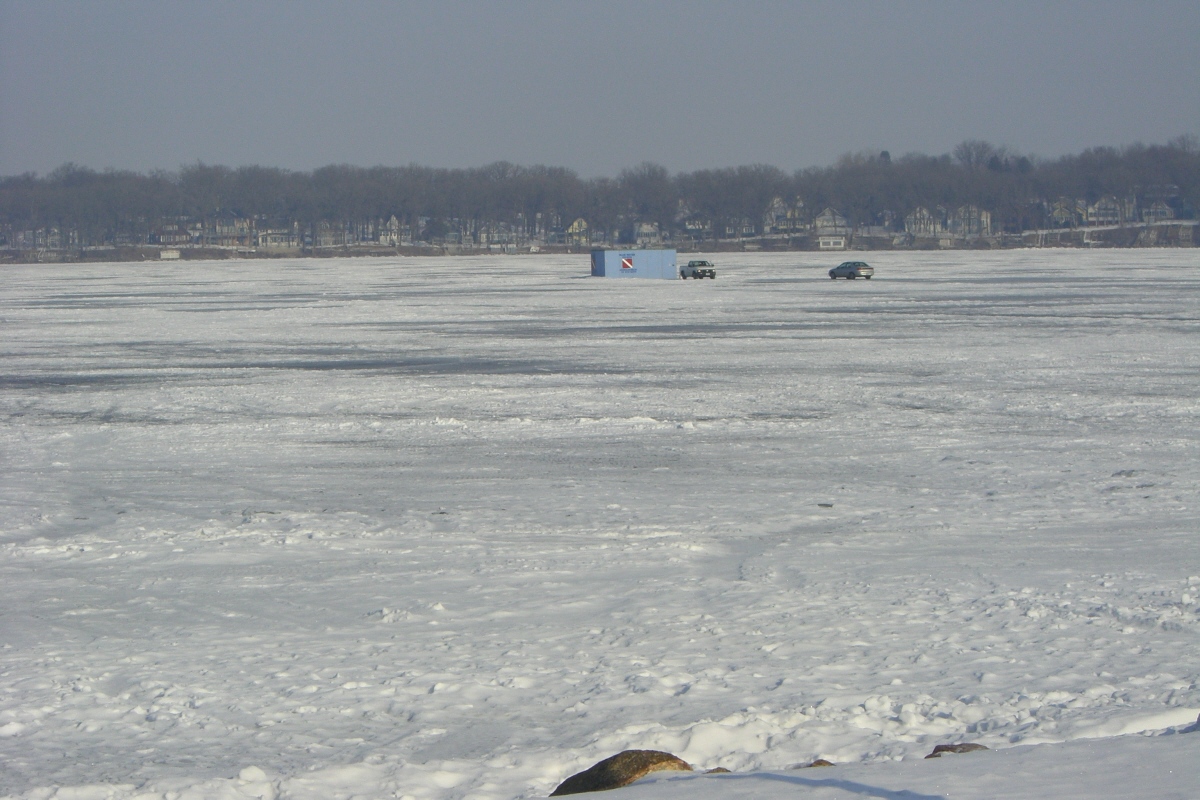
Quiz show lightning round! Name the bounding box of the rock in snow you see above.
[926,742,989,758]
[551,750,692,795]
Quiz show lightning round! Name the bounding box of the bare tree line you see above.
[2,137,1197,248]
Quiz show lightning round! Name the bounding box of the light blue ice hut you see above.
[590,249,678,279]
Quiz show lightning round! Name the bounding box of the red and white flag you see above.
[621,257,634,270]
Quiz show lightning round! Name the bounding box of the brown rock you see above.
[550,750,692,796]
[704,767,731,774]
[925,742,989,759]
[804,759,835,768]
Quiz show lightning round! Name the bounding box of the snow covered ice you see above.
[2,250,1199,799]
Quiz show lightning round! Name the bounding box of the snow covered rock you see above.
[550,750,692,795]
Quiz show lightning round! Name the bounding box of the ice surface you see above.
[1,250,1199,798]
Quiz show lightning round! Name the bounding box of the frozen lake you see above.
[2,250,1199,798]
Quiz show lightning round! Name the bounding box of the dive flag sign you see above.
[621,256,635,270]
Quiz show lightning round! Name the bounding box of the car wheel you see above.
[864,275,871,279]
[830,274,836,279]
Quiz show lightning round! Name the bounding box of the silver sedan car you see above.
[829,261,874,279]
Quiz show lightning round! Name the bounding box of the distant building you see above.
[377,215,403,246]
[764,197,806,235]
[203,213,253,247]
[681,217,712,240]
[815,207,850,236]
[634,221,661,247]
[1087,197,1122,226]
[1050,199,1084,228]
[717,217,756,239]
[257,227,301,250]
[313,221,347,248]
[905,207,943,237]
[857,211,896,239]
[154,221,193,246]
[949,205,992,237]
[1144,201,1175,222]
[566,218,589,247]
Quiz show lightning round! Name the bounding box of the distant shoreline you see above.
[3,223,1196,265]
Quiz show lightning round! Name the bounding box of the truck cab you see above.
[680,260,716,279]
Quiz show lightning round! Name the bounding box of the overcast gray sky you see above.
[2,0,1197,178]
